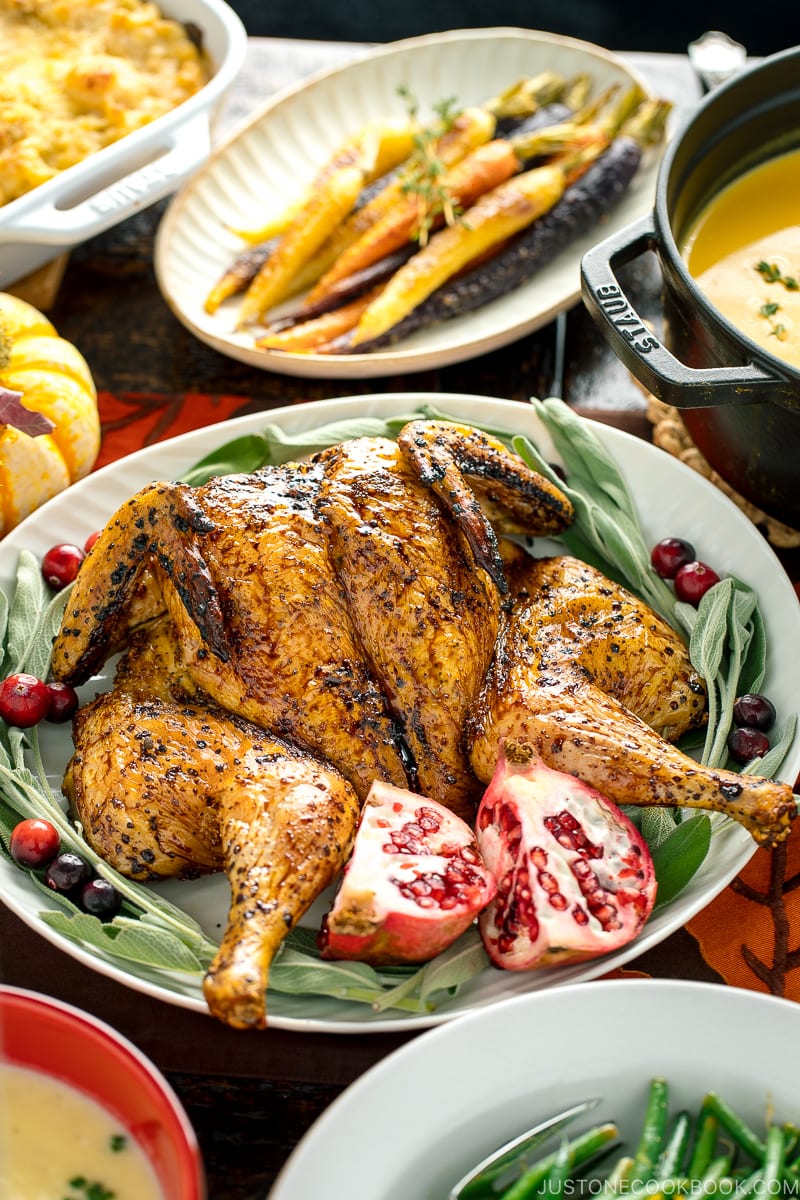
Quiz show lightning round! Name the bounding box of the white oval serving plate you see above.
[0,393,797,1032]
[154,27,661,378]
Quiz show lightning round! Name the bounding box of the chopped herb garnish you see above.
[759,301,781,318]
[755,260,799,290]
[65,1178,115,1200]
[109,1132,127,1152]
[770,323,788,340]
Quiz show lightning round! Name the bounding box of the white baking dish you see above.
[0,0,247,289]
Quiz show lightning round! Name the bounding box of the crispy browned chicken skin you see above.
[52,421,573,818]
[50,425,796,1029]
[65,620,360,1030]
[468,555,796,847]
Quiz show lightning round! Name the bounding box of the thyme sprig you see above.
[396,84,464,245]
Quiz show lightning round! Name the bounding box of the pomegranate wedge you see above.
[318,780,497,965]
[476,740,656,969]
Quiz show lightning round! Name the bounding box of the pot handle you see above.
[580,214,779,408]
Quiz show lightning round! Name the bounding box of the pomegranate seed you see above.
[83,530,101,553]
[9,818,60,869]
[733,693,776,732]
[650,537,696,579]
[46,681,80,723]
[0,673,51,727]
[41,543,85,590]
[674,561,721,606]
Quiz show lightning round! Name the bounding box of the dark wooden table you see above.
[3,37,794,1200]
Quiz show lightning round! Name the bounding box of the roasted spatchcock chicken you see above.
[50,421,796,1028]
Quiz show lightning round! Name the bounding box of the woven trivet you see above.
[646,395,800,550]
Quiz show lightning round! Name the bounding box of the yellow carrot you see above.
[237,157,369,328]
[349,137,608,347]
[229,118,418,246]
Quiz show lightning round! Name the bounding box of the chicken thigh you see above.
[468,555,796,846]
[65,621,360,1029]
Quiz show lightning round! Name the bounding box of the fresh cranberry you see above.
[46,682,80,724]
[83,531,101,554]
[80,877,122,919]
[9,818,60,869]
[728,726,771,765]
[41,543,85,590]
[674,561,721,606]
[0,673,51,727]
[733,693,776,732]
[650,537,697,579]
[45,851,90,895]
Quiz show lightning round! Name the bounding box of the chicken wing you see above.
[468,555,796,846]
[53,466,409,800]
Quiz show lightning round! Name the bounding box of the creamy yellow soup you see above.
[0,1062,164,1200]
[682,147,800,369]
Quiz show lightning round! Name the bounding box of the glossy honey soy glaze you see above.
[681,146,800,370]
[0,1062,164,1199]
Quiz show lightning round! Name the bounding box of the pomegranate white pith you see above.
[318,780,497,965]
[476,741,657,969]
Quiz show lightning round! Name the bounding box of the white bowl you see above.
[0,0,247,289]
[269,978,800,1200]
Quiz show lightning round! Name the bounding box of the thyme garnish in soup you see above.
[1,1063,163,1199]
[681,146,800,369]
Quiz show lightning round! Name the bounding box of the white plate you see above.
[267,978,800,1199]
[154,27,661,378]
[1,393,798,1033]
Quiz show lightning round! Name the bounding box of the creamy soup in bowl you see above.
[681,146,800,370]
[0,985,205,1199]
[2,1062,163,1199]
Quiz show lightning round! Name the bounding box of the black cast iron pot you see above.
[580,45,800,528]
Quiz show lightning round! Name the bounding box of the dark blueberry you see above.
[80,878,122,920]
[728,726,771,766]
[45,851,90,894]
[732,693,776,732]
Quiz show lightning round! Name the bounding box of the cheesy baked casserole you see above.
[0,0,212,206]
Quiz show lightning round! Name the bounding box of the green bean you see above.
[687,1111,720,1178]
[699,1154,734,1192]
[657,1112,693,1179]
[601,1155,634,1195]
[758,1124,786,1195]
[545,1139,574,1200]
[499,1124,620,1200]
[628,1079,671,1184]
[701,1094,766,1163]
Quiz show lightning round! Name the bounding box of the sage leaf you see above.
[39,910,207,972]
[639,807,681,850]
[269,945,426,1011]
[413,926,489,1006]
[180,433,272,486]
[5,550,49,673]
[651,815,712,909]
